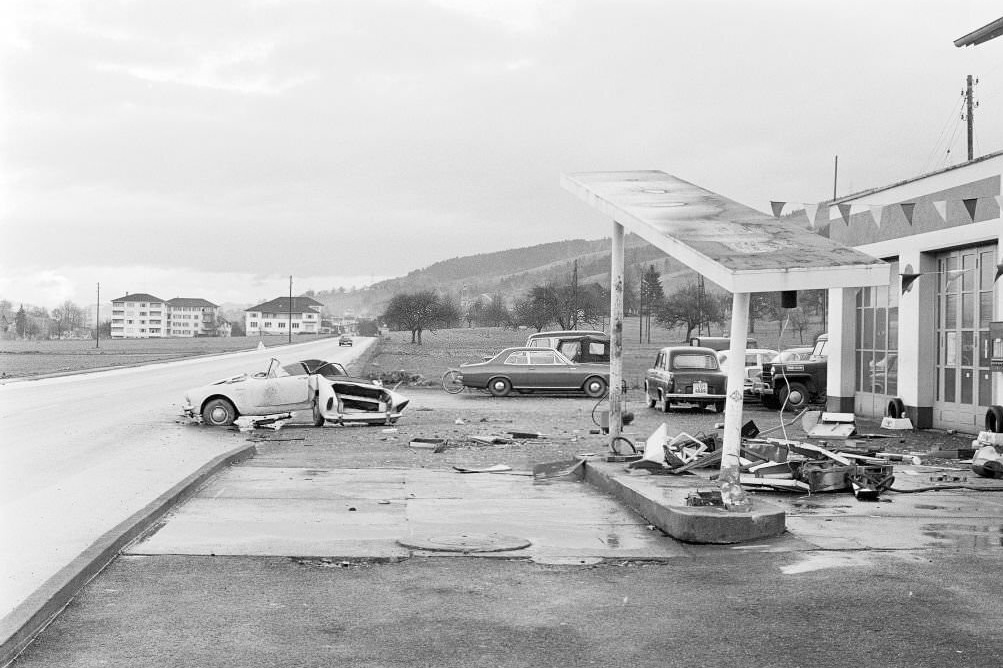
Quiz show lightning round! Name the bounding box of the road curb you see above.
[583,461,786,544]
[0,443,258,668]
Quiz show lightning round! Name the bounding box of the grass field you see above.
[0,334,331,378]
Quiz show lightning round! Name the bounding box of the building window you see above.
[855,260,899,396]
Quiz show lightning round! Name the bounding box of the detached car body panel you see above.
[644,346,728,412]
[456,346,609,397]
[183,358,408,426]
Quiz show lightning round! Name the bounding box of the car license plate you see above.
[692,381,708,395]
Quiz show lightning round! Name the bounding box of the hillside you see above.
[312,234,708,318]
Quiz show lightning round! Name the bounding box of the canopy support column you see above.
[609,219,625,447]
[720,291,751,509]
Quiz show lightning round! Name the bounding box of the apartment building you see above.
[166,297,222,337]
[109,293,168,338]
[110,294,222,338]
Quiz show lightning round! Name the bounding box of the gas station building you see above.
[822,150,1002,432]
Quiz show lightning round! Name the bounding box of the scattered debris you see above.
[533,458,586,481]
[508,430,547,439]
[233,414,292,432]
[409,437,447,453]
[804,411,856,439]
[881,416,914,430]
[453,464,513,474]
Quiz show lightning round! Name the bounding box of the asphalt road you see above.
[13,546,1003,667]
[0,337,368,623]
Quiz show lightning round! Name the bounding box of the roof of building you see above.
[167,297,218,308]
[827,148,1003,205]
[110,293,165,303]
[955,16,1003,46]
[246,296,324,314]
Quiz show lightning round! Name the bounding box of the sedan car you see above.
[455,346,609,397]
[716,348,779,398]
[644,346,728,412]
[183,358,408,427]
[338,335,353,346]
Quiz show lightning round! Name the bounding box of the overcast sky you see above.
[2,0,1001,309]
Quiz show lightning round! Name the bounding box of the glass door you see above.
[934,244,998,430]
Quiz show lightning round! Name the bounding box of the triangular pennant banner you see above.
[900,202,916,224]
[933,200,947,221]
[837,203,852,225]
[770,201,786,218]
[868,204,885,228]
[804,203,819,228]
[963,198,978,220]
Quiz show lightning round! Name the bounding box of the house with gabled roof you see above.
[245,296,324,336]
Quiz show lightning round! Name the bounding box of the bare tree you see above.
[382,291,458,344]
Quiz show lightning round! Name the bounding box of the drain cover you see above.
[398,532,531,553]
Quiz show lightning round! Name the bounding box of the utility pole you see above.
[965,74,975,161]
[95,282,100,348]
[288,276,293,344]
[832,155,838,200]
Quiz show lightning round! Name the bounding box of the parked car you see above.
[183,358,408,427]
[339,334,353,346]
[644,346,728,412]
[760,335,829,410]
[717,348,779,398]
[454,346,609,397]
[526,330,609,363]
[688,336,758,352]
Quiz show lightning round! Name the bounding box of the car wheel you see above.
[660,393,671,413]
[714,401,725,413]
[312,398,325,427]
[778,382,810,411]
[202,398,237,427]
[583,376,607,398]
[645,383,656,409]
[488,377,512,397]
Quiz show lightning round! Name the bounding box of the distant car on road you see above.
[454,346,609,397]
[183,358,408,427]
[339,334,353,346]
[644,346,728,413]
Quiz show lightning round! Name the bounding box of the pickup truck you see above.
[760,334,828,411]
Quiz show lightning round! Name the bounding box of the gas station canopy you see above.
[561,170,890,293]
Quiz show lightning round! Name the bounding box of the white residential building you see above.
[109,293,167,338]
[245,296,323,336]
[166,298,221,337]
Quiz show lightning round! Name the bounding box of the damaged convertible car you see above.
[183,358,409,427]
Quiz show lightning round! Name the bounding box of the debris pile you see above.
[971,431,1003,479]
[630,420,907,500]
